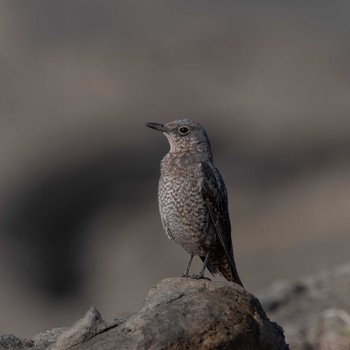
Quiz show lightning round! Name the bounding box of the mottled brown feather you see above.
[200,162,243,287]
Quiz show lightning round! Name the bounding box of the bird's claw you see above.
[190,274,211,281]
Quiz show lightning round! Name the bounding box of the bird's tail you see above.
[202,254,244,287]
[226,258,244,287]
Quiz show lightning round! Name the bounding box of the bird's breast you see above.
[158,162,216,255]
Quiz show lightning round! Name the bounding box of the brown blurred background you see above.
[0,0,349,337]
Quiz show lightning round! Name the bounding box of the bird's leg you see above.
[182,254,194,277]
[192,251,211,280]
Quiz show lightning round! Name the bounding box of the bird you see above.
[146,119,243,287]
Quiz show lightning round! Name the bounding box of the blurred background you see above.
[0,0,349,337]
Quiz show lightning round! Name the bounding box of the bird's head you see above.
[146,119,212,160]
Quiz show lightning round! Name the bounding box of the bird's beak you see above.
[145,122,168,133]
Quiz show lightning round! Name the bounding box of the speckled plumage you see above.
[146,119,243,286]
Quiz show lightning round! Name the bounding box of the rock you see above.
[30,328,67,349]
[258,264,350,349]
[69,277,288,350]
[1,278,288,349]
[0,334,33,349]
[316,308,350,350]
[48,306,118,350]
[5,263,350,349]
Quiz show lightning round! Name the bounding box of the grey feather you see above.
[146,119,244,287]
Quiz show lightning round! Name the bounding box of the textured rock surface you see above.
[0,334,33,349]
[70,278,287,350]
[0,278,288,350]
[258,264,350,349]
[3,264,350,349]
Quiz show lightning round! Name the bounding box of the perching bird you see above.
[146,119,243,287]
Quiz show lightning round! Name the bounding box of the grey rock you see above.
[70,277,287,350]
[1,278,288,349]
[317,308,350,350]
[31,328,66,349]
[0,334,33,350]
[48,306,114,350]
[258,263,350,349]
[4,263,350,349]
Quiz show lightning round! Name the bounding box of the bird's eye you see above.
[178,126,190,135]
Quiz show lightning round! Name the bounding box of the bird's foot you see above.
[181,274,191,278]
[190,274,211,281]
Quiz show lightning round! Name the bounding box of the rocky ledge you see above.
[0,277,288,350]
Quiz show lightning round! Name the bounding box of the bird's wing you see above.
[200,162,234,264]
